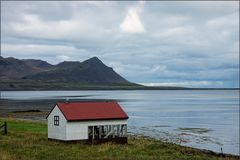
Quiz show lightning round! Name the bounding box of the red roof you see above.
[52,101,128,121]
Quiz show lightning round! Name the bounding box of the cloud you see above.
[1,43,91,64]
[8,13,98,41]
[1,43,78,56]
[139,81,223,88]
[56,55,71,61]
[150,65,167,73]
[206,13,238,29]
[1,1,239,88]
[120,2,145,33]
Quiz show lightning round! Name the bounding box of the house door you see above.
[88,126,100,140]
[88,126,93,140]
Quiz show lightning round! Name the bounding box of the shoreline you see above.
[1,88,239,91]
[1,111,239,158]
[0,117,239,159]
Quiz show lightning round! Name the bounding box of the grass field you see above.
[0,118,239,160]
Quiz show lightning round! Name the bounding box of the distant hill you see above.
[0,56,142,90]
[0,56,191,90]
[22,57,130,84]
[0,56,54,79]
[23,59,55,70]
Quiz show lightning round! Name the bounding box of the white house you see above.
[46,101,129,143]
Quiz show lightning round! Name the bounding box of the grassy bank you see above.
[0,118,238,160]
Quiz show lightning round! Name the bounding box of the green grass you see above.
[0,118,238,160]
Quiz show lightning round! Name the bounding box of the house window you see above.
[54,116,59,126]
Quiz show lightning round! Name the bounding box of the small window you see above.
[54,116,59,126]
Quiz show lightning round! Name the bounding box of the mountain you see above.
[23,59,55,70]
[56,61,80,69]
[0,56,190,90]
[0,56,136,90]
[23,57,130,84]
[0,56,54,79]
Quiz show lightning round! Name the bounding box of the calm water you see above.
[1,90,239,155]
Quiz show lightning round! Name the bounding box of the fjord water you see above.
[1,90,239,155]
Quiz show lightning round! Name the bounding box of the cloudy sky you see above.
[1,1,239,88]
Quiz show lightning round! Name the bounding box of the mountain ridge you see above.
[0,56,131,85]
[22,56,130,84]
[0,56,190,90]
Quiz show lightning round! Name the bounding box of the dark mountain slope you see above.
[0,57,38,79]
[0,56,189,90]
[23,57,130,84]
[23,59,55,70]
[56,61,80,69]
[0,57,55,80]
[0,56,130,84]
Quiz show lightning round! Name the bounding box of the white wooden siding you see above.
[47,105,67,140]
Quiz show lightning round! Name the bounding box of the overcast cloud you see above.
[1,1,239,88]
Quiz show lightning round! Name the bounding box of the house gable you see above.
[46,104,66,120]
[47,105,67,140]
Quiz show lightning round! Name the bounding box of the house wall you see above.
[47,105,67,140]
[66,119,127,140]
